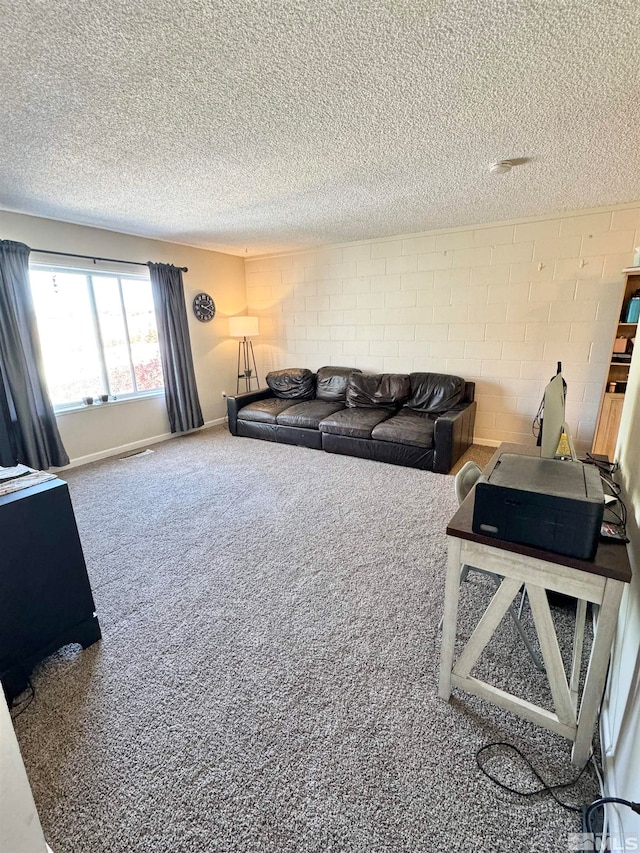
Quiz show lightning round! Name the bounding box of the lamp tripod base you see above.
[236,337,260,393]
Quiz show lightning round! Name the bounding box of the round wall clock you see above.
[192,292,216,322]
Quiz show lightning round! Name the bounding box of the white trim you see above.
[246,199,640,261]
[51,418,225,471]
[600,710,626,847]
[5,198,640,261]
[54,390,165,416]
[599,701,627,846]
[598,474,640,846]
[30,260,149,279]
[473,437,501,447]
[472,436,589,454]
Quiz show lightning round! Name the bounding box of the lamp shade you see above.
[229,316,259,338]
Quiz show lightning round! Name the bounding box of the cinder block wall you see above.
[245,204,640,449]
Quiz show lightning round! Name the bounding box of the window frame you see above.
[29,264,164,412]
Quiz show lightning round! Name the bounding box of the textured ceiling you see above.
[1,1,640,256]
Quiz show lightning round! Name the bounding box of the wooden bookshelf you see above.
[592,268,639,459]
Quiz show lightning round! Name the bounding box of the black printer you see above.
[472,453,604,560]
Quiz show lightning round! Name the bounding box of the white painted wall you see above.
[245,202,640,451]
[600,346,640,842]
[0,211,246,464]
[54,394,171,468]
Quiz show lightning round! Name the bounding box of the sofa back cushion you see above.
[316,366,361,402]
[266,368,315,399]
[405,372,465,414]
[345,373,410,409]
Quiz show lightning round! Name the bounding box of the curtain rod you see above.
[30,247,188,272]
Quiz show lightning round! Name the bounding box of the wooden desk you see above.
[438,443,631,765]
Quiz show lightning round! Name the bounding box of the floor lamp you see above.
[229,316,260,393]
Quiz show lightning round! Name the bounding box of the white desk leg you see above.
[439,536,462,700]
[571,578,624,766]
[526,583,574,726]
[570,598,587,712]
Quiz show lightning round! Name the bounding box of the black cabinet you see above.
[0,478,101,703]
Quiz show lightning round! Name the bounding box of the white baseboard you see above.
[55,427,491,471]
[472,437,591,453]
[597,488,640,847]
[600,687,635,845]
[53,418,226,472]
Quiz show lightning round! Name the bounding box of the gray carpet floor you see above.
[14,427,599,852]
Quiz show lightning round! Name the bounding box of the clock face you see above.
[193,292,216,322]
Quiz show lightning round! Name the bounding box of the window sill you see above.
[54,390,165,416]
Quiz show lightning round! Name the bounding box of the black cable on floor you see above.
[9,673,36,720]
[585,798,640,836]
[476,742,592,813]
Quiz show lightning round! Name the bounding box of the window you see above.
[29,267,163,408]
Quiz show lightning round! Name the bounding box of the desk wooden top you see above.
[447,443,632,584]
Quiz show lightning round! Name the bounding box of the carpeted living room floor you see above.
[13,427,598,853]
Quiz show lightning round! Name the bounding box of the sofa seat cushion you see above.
[238,398,297,424]
[319,407,392,439]
[370,408,435,448]
[276,400,344,429]
[345,372,411,408]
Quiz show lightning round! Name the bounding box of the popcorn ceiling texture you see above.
[245,203,640,449]
[1,1,640,255]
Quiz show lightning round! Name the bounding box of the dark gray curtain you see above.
[0,364,18,466]
[148,262,204,433]
[0,240,69,468]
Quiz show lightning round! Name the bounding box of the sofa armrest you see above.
[432,400,477,474]
[227,388,274,435]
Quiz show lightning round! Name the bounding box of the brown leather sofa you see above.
[226,366,476,474]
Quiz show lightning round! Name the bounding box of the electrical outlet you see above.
[221,391,227,398]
